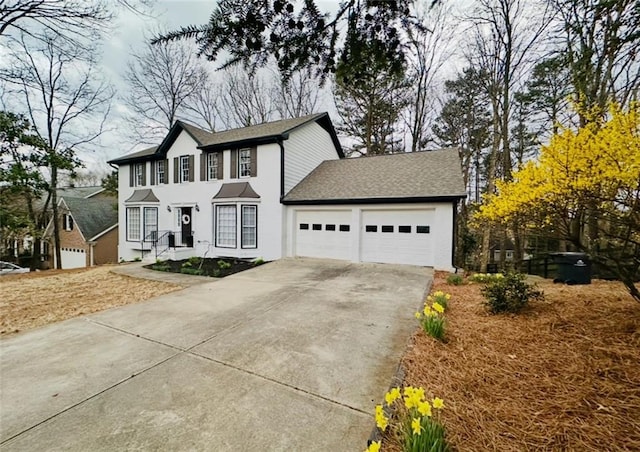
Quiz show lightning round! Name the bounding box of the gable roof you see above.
[57,186,104,199]
[107,113,344,165]
[62,196,118,240]
[282,148,467,204]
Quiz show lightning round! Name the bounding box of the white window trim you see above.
[215,204,237,248]
[143,207,158,241]
[126,207,141,241]
[207,153,218,181]
[239,148,251,178]
[156,161,165,184]
[241,205,257,249]
[135,163,143,186]
[63,214,73,231]
[180,155,189,183]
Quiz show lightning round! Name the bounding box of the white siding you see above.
[283,122,341,194]
[117,130,286,262]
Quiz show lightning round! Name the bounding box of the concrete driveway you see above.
[0,258,432,451]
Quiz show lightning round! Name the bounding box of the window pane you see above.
[127,207,140,241]
[365,225,377,232]
[239,149,251,177]
[416,226,430,234]
[325,224,336,231]
[216,205,236,247]
[312,224,322,230]
[157,161,165,184]
[299,223,309,230]
[241,205,257,248]
[207,153,218,180]
[144,207,158,240]
[180,156,189,182]
[339,224,350,232]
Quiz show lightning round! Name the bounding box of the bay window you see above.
[241,205,257,248]
[216,205,236,248]
[126,207,140,241]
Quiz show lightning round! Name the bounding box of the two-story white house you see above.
[108,113,466,270]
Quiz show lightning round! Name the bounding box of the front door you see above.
[180,207,193,247]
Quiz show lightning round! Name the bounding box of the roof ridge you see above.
[327,148,460,163]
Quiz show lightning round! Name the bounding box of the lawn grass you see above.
[381,273,640,451]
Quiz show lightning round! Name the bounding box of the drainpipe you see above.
[88,241,97,266]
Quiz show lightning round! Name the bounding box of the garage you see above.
[295,210,352,260]
[61,248,86,269]
[283,149,467,270]
[360,209,434,266]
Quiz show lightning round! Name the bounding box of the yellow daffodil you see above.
[385,387,401,405]
[433,397,445,409]
[445,294,451,300]
[423,305,433,316]
[427,295,433,301]
[432,302,444,313]
[418,401,432,417]
[375,404,388,431]
[414,311,421,319]
[411,417,423,435]
[366,440,381,452]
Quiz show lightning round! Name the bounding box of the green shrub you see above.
[151,262,170,272]
[181,261,192,268]
[187,256,201,266]
[253,257,264,266]
[180,267,204,276]
[217,259,231,269]
[481,272,543,314]
[446,274,464,286]
[133,257,141,262]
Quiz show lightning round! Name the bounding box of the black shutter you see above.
[150,161,156,185]
[173,157,179,183]
[69,216,74,231]
[164,159,169,184]
[250,146,257,177]
[188,155,195,182]
[200,153,206,181]
[129,165,134,187]
[141,162,147,186]
[217,152,224,179]
[230,149,237,178]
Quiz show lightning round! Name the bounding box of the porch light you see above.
[167,205,172,212]
[195,204,200,212]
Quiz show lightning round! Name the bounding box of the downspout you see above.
[278,138,285,200]
[452,199,458,271]
[89,241,96,266]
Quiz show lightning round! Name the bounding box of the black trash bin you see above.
[551,252,591,285]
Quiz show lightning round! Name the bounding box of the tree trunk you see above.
[51,166,62,269]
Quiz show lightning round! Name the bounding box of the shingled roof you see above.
[197,113,326,149]
[62,196,118,240]
[108,112,343,165]
[282,148,467,204]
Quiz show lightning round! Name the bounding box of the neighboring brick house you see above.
[43,188,118,269]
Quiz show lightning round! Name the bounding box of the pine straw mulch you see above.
[0,265,180,337]
[381,273,640,451]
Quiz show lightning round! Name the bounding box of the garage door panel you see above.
[361,210,434,266]
[295,210,351,261]
[61,248,86,269]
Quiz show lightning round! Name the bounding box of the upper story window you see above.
[207,153,219,180]
[180,155,189,183]
[130,162,146,187]
[239,148,251,178]
[63,214,74,231]
[156,160,165,184]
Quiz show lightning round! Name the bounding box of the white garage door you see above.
[61,248,86,269]
[360,209,434,266]
[295,210,352,260]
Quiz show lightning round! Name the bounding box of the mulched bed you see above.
[380,272,640,451]
[145,257,263,278]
